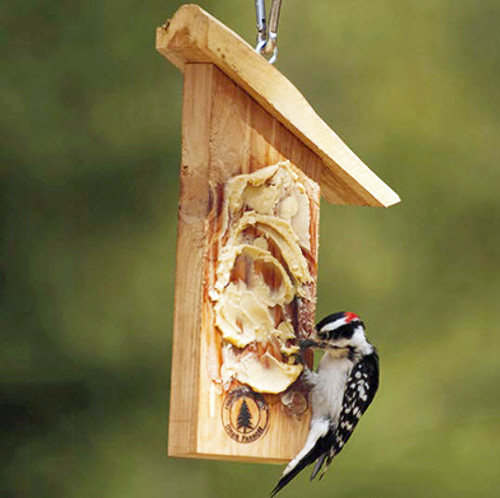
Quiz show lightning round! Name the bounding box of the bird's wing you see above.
[312,351,380,480]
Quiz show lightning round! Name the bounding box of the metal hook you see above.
[255,0,267,49]
[254,0,283,64]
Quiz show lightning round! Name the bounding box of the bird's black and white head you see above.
[302,311,374,357]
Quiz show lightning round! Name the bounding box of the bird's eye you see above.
[317,330,327,340]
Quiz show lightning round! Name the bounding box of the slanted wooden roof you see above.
[156,4,400,207]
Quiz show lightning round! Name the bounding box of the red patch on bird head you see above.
[345,312,359,323]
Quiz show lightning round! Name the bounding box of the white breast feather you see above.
[311,354,353,423]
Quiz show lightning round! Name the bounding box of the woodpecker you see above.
[270,312,379,497]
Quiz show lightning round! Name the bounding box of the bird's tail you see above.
[269,457,310,497]
[309,453,328,481]
[310,448,338,481]
[269,420,333,496]
[269,446,325,497]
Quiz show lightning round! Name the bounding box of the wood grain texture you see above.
[167,65,213,458]
[168,64,321,463]
[156,4,401,208]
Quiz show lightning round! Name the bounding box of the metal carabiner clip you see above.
[254,0,283,64]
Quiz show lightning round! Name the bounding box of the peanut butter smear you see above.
[210,161,314,394]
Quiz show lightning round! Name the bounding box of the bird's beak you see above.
[299,339,324,350]
[300,338,343,351]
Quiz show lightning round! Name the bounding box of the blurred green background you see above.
[2,0,500,497]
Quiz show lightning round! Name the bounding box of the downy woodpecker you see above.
[270,312,379,496]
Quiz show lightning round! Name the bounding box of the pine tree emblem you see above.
[222,389,269,443]
[237,399,253,433]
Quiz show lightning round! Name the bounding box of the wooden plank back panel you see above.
[168,63,322,462]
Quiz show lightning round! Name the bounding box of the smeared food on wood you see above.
[209,161,319,395]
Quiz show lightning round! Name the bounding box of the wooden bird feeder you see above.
[157,4,400,464]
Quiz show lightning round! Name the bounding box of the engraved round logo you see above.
[222,388,269,443]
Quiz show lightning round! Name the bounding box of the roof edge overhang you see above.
[156,4,400,207]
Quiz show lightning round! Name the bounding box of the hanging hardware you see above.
[254,0,283,64]
[255,0,267,52]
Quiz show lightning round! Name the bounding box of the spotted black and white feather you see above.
[270,312,379,497]
[315,350,379,478]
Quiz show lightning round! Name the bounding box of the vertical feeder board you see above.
[157,4,400,463]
